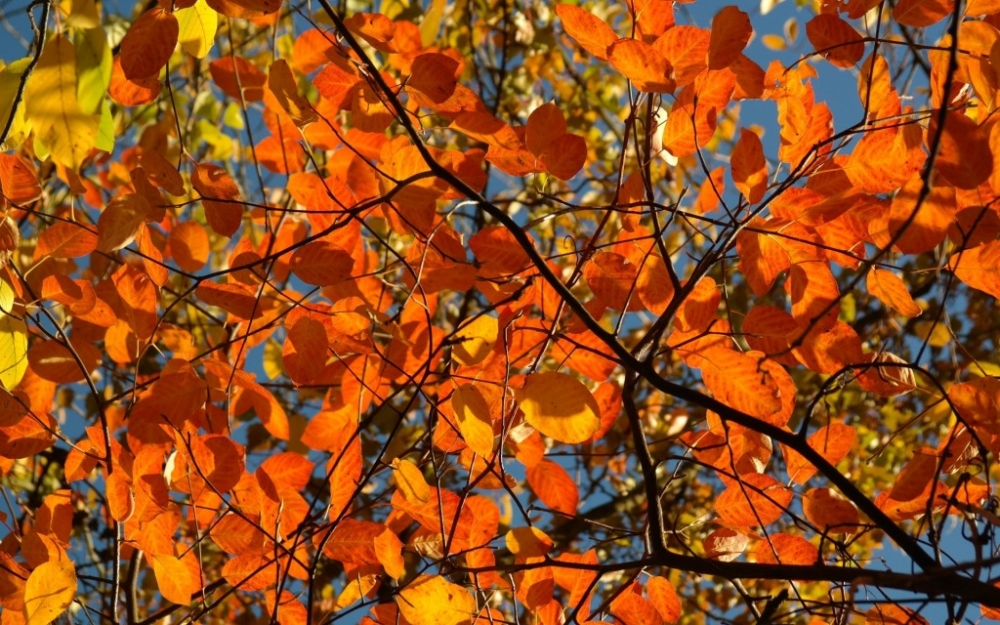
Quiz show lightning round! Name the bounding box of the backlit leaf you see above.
[716,473,792,528]
[23,34,98,170]
[526,458,579,515]
[555,5,617,61]
[120,8,178,81]
[396,575,476,625]
[708,6,752,70]
[23,560,76,625]
[806,14,864,68]
[515,372,601,444]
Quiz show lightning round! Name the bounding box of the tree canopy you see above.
[2,0,1000,623]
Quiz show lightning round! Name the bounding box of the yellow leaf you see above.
[0,313,28,391]
[396,575,476,625]
[452,315,498,366]
[23,34,98,169]
[74,28,111,115]
[451,383,495,457]
[335,574,378,610]
[392,458,431,505]
[23,560,76,625]
[177,0,218,59]
[514,372,600,444]
[60,0,100,29]
[0,58,32,151]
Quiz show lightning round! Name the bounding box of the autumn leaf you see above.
[23,34,98,170]
[23,560,76,625]
[396,575,476,625]
[514,372,601,444]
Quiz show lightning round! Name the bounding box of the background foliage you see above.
[2,0,1000,623]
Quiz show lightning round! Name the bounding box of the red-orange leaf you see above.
[785,423,856,485]
[806,14,865,69]
[209,56,267,102]
[409,53,459,103]
[893,0,954,27]
[120,8,178,81]
[191,164,243,237]
[731,127,767,204]
[752,533,819,566]
[708,6,751,70]
[716,473,792,528]
[803,487,860,534]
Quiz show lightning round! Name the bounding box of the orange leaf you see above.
[950,241,1000,298]
[374,529,405,580]
[526,459,579,515]
[109,54,161,106]
[289,241,355,286]
[731,127,767,204]
[267,59,317,128]
[647,576,682,624]
[191,164,243,237]
[35,221,97,260]
[806,14,865,69]
[867,269,921,317]
[283,316,328,386]
[196,281,262,321]
[893,0,954,27]
[704,527,749,561]
[716,473,792,528]
[409,53,459,103]
[190,434,244,494]
[149,552,202,605]
[803,487,860,534]
[608,39,675,93]
[169,222,210,272]
[889,447,939,502]
[209,56,266,102]
[555,4,617,61]
[105,471,134,522]
[23,560,76,625]
[752,533,819,566]
[785,423,856,485]
[865,604,930,625]
[932,112,992,190]
[653,25,710,87]
[700,350,782,420]
[120,8,178,81]
[539,134,587,180]
[0,155,41,206]
[610,583,662,625]
[708,6,751,70]
[344,13,398,52]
